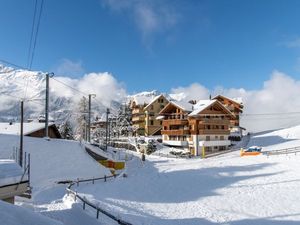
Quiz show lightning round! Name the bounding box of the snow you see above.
[3,125,300,225]
[72,152,300,224]
[0,134,111,191]
[247,124,300,151]
[0,199,63,225]
[0,122,54,136]
[169,100,194,112]
[70,126,300,225]
[0,159,26,186]
[144,94,164,109]
[189,100,217,116]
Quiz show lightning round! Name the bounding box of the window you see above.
[215,136,218,139]
[150,105,154,110]
[221,125,225,130]
[150,120,154,125]
[160,121,162,125]
[160,104,164,109]
[220,136,224,140]
[206,136,210,141]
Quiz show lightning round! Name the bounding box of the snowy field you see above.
[2,125,300,225]
[71,126,300,225]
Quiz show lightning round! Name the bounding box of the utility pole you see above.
[105,108,110,151]
[88,94,96,143]
[45,72,54,138]
[19,100,24,167]
[45,73,49,138]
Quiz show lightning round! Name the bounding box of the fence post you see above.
[75,191,77,201]
[83,202,86,210]
[92,177,94,184]
[104,175,106,182]
[96,209,100,219]
[77,178,79,187]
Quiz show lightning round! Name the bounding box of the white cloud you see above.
[169,71,300,132]
[170,83,210,101]
[50,72,127,108]
[54,59,85,76]
[102,0,179,45]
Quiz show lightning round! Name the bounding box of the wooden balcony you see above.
[199,119,230,125]
[198,129,230,135]
[161,129,190,136]
[162,119,189,126]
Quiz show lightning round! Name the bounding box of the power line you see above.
[50,77,89,96]
[28,0,44,69]
[27,0,38,68]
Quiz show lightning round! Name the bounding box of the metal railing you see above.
[60,175,133,225]
[263,146,300,156]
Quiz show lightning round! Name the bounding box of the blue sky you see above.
[1,0,300,93]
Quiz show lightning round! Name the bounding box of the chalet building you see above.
[159,99,235,156]
[0,122,61,139]
[130,94,169,136]
[213,95,244,138]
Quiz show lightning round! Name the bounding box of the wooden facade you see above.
[213,95,243,127]
[26,124,62,139]
[130,94,169,136]
[160,100,235,155]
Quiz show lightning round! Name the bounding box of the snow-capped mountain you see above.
[0,65,101,122]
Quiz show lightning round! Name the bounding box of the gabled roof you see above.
[159,100,194,114]
[144,94,168,110]
[0,122,55,136]
[189,99,235,118]
[213,95,243,106]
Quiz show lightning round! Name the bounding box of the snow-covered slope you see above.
[247,124,300,151]
[74,145,300,224]
[0,134,111,192]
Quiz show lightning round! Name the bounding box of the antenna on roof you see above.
[209,94,212,100]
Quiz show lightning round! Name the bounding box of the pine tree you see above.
[60,120,74,139]
[113,103,132,137]
[75,96,88,140]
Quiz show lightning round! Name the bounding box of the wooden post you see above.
[96,209,99,219]
[202,145,205,158]
[83,202,85,210]
[104,175,106,182]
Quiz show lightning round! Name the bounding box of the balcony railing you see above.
[161,129,190,136]
[198,129,230,135]
[199,119,230,125]
[162,119,189,126]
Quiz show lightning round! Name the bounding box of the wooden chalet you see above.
[159,99,235,156]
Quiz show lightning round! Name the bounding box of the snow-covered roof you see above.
[169,100,194,112]
[189,99,235,117]
[144,94,167,110]
[132,95,156,106]
[189,100,217,116]
[213,95,243,105]
[0,122,54,136]
[0,159,27,186]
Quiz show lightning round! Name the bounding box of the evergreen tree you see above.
[75,96,88,140]
[60,120,74,139]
